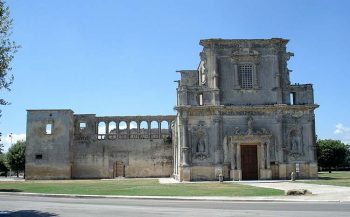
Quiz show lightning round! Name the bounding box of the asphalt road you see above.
[0,195,350,217]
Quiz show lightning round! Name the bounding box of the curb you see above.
[0,192,343,203]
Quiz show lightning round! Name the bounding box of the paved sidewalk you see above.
[159,178,350,202]
[236,181,350,202]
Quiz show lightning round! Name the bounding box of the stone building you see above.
[25,38,318,181]
[25,112,175,179]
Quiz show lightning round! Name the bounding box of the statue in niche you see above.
[201,71,207,85]
[247,116,254,134]
[289,129,303,154]
[196,137,206,153]
[192,127,208,160]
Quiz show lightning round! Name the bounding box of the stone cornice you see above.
[199,38,289,48]
[175,104,319,116]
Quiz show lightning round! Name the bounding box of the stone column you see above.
[105,121,109,135]
[158,121,161,138]
[214,117,223,164]
[168,121,172,135]
[274,55,283,103]
[275,115,284,162]
[116,121,119,136]
[237,144,241,170]
[260,143,266,169]
[181,117,190,166]
[231,142,237,170]
[147,121,151,139]
[253,64,259,88]
[182,89,188,105]
[127,121,130,138]
[266,141,271,169]
[211,53,218,89]
[137,121,141,139]
[233,64,239,88]
[230,142,242,181]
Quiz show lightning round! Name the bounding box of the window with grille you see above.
[239,65,253,89]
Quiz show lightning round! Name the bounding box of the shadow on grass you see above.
[317,176,350,180]
[0,210,57,216]
[0,189,23,192]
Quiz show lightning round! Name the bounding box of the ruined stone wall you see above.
[26,111,175,179]
[72,115,175,178]
[26,110,74,179]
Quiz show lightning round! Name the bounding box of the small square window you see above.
[35,154,43,160]
[80,122,87,130]
[46,123,52,135]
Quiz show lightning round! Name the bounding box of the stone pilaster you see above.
[180,116,190,167]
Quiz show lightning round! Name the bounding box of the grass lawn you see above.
[0,179,284,197]
[302,171,350,187]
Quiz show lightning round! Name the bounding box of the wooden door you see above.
[116,161,125,177]
[241,145,258,180]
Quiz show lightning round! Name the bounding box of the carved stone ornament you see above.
[231,47,260,63]
[232,116,271,136]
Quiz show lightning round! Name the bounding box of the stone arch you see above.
[109,121,117,134]
[119,121,127,134]
[129,121,138,134]
[161,121,169,134]
[98,122,106,134]
[139,121,148,134]
[150,121,158,134]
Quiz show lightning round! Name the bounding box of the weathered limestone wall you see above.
[26,111,175,179]
[26,110,74,179]
[72,139,172,178]
[72,114,175,178]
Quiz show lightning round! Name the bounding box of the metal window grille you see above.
[239,65,253,89]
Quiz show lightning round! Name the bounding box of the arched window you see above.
[130,121,138,134]
[151,121,158,134]
[97,122,106,140]
[119,121,127,134]
[109,121,117,134]
[161,121,169,134]
[140,121,148,134]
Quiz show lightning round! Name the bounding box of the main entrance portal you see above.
[241,145,258,180]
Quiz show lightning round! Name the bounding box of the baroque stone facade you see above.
[173,38,318,181]
[25,38,318,181]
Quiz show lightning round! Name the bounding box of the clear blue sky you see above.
[1,0,350,151]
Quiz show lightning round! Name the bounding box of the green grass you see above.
[302,171,350,187]
[0,179,283,196]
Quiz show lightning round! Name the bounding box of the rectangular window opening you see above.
[199,94,203,106]
[46,123,52,135]
[290,92,296,105]
[35,154,43,160]
[80,122,87,130]
[239,65,253,89]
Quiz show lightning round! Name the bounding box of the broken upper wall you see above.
[178,38,314,107]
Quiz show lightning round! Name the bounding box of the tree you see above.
[0,153,9,176]
[0,0,19,117]
[316,139,349,173]
[7,140,25,177]
[0,138,4,154]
